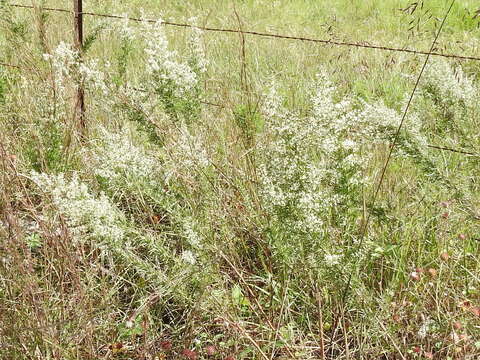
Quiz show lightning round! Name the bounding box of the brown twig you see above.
[316,291,326,360]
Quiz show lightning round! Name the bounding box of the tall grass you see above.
[1,1,480,359]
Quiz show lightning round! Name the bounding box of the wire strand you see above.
[0,61,477,156]
[7,3,480,62]
[340,0,457,305]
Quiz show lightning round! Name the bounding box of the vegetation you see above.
[1,0,480,359]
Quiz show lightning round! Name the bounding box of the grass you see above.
[1,0,480,359]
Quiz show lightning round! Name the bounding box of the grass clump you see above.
[1,1,480,359]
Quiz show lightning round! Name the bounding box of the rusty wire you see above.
[1,2,478,158]
[0,59,478,157]
[6,3,480,62]
[0,62,25,70]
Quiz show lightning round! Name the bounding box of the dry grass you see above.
[1,1,480,359]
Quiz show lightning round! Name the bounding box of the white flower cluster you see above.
[259,71,426,234]
[259,85,328,233]
[324,253,343,266]
[79,59,109,95]
[422,58,478,108]
[117,13,136,41]
[182,216,202,248]
[90,127,158,185]
[43,42,108,94]
[164,125,210,182]
[181,249,196,265]
[417,317,434,339]
[43,41,78,80]
[30,172,124,244]
[187,17,208,74]
[142,19,198,97]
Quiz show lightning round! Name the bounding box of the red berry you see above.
[440,252,450,261]
[205,345,216,356]
[160,341,172,351]
[182,349,198,359]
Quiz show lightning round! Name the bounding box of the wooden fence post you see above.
[74,0,85,134]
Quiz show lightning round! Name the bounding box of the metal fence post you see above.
[74,0,85,134]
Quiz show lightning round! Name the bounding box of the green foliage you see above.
[119,102,164,145]
[233,103,262,148]
[1,1,480,359]
[25,118,64,172]
[83,23,108,53]
[25,233,42,250]
[0,7,28,41]
[151,76,202,124]
[117,315,144,339]
[114,37,133,85]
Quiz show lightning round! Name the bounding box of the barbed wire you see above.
[7,3,480,62]
[0,61,25,70]
[6,3,72,14]
[426,144,478,156]
[0,59,478,157]
[2,2,479,158]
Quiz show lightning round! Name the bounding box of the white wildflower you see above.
[417,318,434,339]
[142,19,198,97]
[44,42,108,94]
[78,59,109,94]
[118,13,135,41]
[183,217,202,248]
[342,139,357,150]
[90,127,157,184]
[422,58,477,108]
[324,253,342,266]
[125,320,134,329]
[30,172,124,244]
[188,17,208,74]
[43,41,78,92]
[258,70,428,239]
[43,41,78,76]
[181,250,196,265]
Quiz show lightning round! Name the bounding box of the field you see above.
[1,0,480,359]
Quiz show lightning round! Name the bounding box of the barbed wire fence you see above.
[1,1,478,157]
[5,3,480,61]
[1,0,479,338]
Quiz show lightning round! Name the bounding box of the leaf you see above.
[231,285,250,307]
[83,23,107,53]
